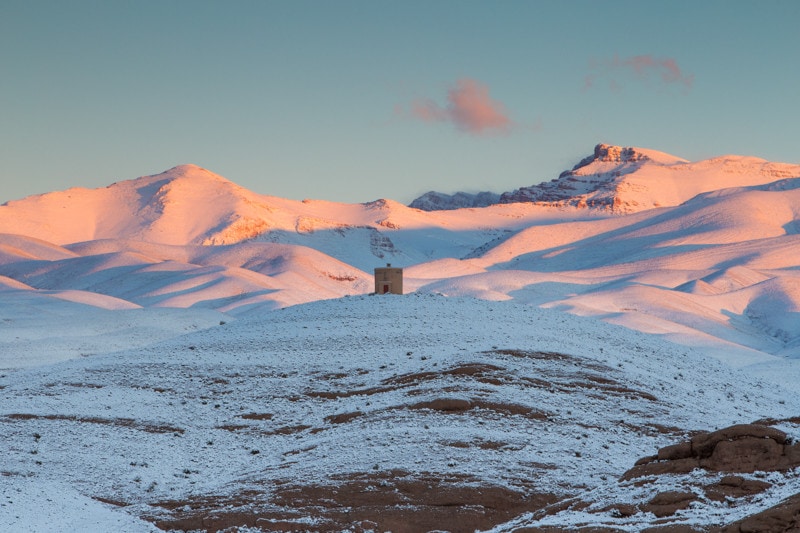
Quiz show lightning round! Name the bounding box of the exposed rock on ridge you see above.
[498,143,675,212]
[408,143,685,213]
[409,190,500,211]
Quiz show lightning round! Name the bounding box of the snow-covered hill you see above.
[2,296,799,532]
[2,145,800,531]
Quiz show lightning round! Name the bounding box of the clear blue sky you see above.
[2,0,799,204]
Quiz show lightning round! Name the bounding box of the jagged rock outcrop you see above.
[498,143,667,211]
[529,423,800,527]
[407,143,662,212]
[623,423,800,480]
[408,190,500,211]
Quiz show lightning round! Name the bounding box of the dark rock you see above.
[635,454,658,466]
[691,424,787,458]
[658,441,692,461]
[702,436,783,472]
[623,423,799,480]
[717,491,800,532]
[642,490,697,518]
[705,475,771,503]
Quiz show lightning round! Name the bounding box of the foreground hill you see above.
[1,296,799,531]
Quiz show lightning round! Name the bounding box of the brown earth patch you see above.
[409,397,472,412]
[305,362,509,401]
[215,424,249,432]
[239,412,273,421]
[3,413,184,434]
[147,470,560,533]
[262,424,311,436]
[324,410,363,424]
[407,398,550,420]
[445,439,511,450]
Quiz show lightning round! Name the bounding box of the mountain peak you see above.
[569,144,687,174]
[498,144,693,212]
[408,144,689,212]
[590,143,649,164]
[155,164,230,183]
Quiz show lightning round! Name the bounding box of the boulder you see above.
[718,491,800,532]
[623,423,799,480]
[642,490,697,518]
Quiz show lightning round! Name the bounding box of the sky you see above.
[2,0,799,205]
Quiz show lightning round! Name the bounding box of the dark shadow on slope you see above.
[133,178,172,212]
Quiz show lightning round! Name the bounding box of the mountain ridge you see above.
[410,143,800,213]
[1,144,800,357]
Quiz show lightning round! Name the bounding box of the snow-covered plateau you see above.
[1,144,800,532]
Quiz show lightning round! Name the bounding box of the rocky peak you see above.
[408,144,687,213]
[566,144,651,175]
[594,143,650,163]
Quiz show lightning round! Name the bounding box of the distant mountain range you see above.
[1,143,800,358]
[408,190,501,210]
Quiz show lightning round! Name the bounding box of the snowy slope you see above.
[1,296,799,532]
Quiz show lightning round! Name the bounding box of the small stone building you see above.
[374,263,403,295]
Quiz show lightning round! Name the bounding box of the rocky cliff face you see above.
[498,143,664,211]
[408,143,680,213]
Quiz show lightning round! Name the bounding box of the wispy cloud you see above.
[404,78,512,135]
[584,54,694,92]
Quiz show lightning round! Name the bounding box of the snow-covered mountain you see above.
[2,144,800,531]
[411,143,800,214]
[2,146,799,359]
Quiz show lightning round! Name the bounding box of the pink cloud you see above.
[407,78,512,135]
[588,54,693,91]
